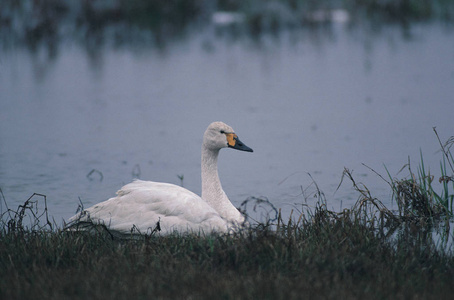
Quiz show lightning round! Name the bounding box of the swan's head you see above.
[203,122,253,152]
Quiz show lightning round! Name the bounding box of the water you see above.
[1,19,454,223]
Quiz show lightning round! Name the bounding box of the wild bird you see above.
[66,122,253,235]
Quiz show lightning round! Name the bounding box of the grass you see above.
[1,209,453,299]
[381,128,454,219]
[1,189,454,299]
[1,130,453,299]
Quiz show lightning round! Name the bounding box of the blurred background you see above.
[1,0,454,223]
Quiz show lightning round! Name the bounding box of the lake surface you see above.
[1,18,454,223]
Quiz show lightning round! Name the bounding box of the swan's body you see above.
[67,122,253,235]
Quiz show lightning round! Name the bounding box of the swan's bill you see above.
[226,133,253,152]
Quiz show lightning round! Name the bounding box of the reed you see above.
[380,129,454,219]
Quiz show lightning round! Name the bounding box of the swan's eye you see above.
[220,130,225,134]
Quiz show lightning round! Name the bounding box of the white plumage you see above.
[67,122,253,235]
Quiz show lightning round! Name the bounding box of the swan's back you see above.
[68,180,229,235]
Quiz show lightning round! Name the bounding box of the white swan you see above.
[66,121,253,235]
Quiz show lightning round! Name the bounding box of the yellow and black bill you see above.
[226,133,253,152]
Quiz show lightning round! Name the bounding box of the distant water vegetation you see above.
[1,0,454,53]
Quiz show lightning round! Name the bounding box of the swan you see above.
[66,121,253,235]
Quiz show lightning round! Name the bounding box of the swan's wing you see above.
[67,180,228,235]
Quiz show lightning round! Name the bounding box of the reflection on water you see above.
[1,1,454,222]
[2,0,453,69]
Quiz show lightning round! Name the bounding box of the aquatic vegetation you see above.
[382,128,454,218]
[2,0,454,52]
[351,0,454,21]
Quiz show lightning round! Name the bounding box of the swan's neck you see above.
[201,147,243,222]
[201,147,224,208]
